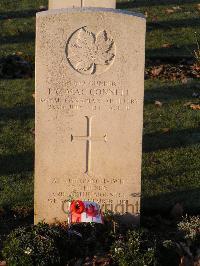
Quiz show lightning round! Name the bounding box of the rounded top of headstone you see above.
[37,7,146,20]
[49,0,116,9]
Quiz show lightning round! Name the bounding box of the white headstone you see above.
[35,7,146,224]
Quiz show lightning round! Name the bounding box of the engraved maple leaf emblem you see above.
[67,27,116,75]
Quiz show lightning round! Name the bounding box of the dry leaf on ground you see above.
[162,43,172,48]
[146,63,199,80]
[155,100,163,107]
[161,128,171,133]
[194,259,200,266]
[151,66,163,77]
[15,51,23,56]
[166,9,175,14]
[190,103,200,110]
[39,6,47,11]
[192,64,200,71]
[172,6,182,10]
[179,256,194,266]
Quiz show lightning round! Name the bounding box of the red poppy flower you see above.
[70,200,85,214]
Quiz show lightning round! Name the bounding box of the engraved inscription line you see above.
[71,116,107,174]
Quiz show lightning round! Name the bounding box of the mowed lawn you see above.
[0,0,200,223]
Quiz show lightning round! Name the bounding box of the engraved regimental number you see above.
[66,26,116,75]
[71,116,107,174]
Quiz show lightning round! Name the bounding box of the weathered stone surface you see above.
[35,8,146,224]
[49,0,116,9]
[84,0,116,8]
[49,0,81,9]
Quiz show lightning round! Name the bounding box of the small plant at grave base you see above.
[111,230,158,266]
[178,215,200,242]
[163,215,200,266]
[1,220,118,266]
[2,223,84,266]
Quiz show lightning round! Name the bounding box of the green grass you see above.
[0,79,34,209]
[119,0,200,58]
[0,0,199,226]
[1,0,200,58]
[0,0,46,57]
[142,80,200,214]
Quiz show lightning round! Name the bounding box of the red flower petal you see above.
[70,200,85,214]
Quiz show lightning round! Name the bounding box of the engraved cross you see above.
[71,116,107,175]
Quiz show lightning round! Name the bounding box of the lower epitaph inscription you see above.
[47,174,141,218]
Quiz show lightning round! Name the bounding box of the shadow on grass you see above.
[117,0,200,9]
[0,105,34,121]
[0,9,37,20]
[146,44,195,59]
[148,18,200,31]
[144,83,196,103]
[142,188,200,215]
[0,151,34,175]
[0,32,35,45]
[143,128,200,152]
